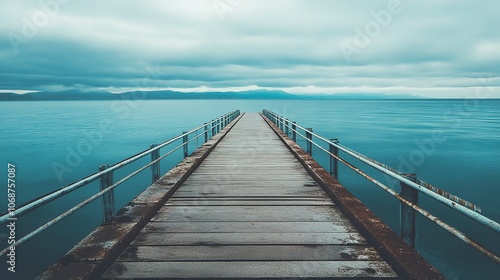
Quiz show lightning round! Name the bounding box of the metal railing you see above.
[262,109,500,264]
[0,110,241,256]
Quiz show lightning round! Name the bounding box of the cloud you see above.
[1,0,499,98]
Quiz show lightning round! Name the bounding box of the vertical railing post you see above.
[219,118,223,132]
[280,116,284,131]
[400,174,419,248]
[212,120,216,136]
[150,144,160,183]
[285,119,289,135]
[183,132,189,158]
[329,139,339,180]
[306,128,313,155]
[292,122,297,142]
[99,164,114,223]
[204,123,208,142]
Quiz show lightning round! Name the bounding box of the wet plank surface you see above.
[102,113,398,279]
[104,261,396,279]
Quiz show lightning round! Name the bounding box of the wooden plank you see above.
[211,148,290,152]
[191,168,308,174]
[198,162,299,165]
[170,195,329,199]
[182,178,312,183]
[184,175,309,181]
[193,168,307,175]
[169,197,331,201]
[203,155,298,160]
[117,245,382,261]
[158,205,338,212]
[178,181,321,187]
[143,221,354,233]
[207,150,292,154]
[173,184,323,190]
[102,261,398,279]
[165,200,334,206]
[172,189,327,197]
[152,205,347,222]
[165,202,333,206]
[197,160,303,166]
[172,194,328,199]
[131,232,367,246]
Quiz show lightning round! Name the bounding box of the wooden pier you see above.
[101,113,396,279]
[38,112,442,279]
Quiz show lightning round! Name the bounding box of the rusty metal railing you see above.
[0,110,240,256]
[262,109,500,264]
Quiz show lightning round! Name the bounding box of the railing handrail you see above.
[0,110,240,256]
[0,110,239,225]
[262,109,498,231]
[262,109,499,264]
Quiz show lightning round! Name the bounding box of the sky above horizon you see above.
[1,0,499,98]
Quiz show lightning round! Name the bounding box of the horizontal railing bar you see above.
[263,109,500,262]
[0,172,103,225]
[335,141,480,213]
[316,145,500,264]
[156,110,239,150]
[0,110,240,225]
[262,109,500,234]
[263,109,480,212]
[0,110,241,255]
[156,139,189,163]
[0,130,210,255]
[0,150,156,257]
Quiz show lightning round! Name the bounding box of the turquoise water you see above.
[0,99,499,279]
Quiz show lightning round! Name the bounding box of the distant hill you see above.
[310,93,420,99]
[0,89,420,101]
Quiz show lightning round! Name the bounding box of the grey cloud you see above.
[1,0,499,97]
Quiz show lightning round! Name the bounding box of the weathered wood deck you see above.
[101,113,398,279]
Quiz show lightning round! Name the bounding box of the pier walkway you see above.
[100,113,398,279]
[34,111,448,280]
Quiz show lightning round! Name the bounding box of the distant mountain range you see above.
[0,89,420,101]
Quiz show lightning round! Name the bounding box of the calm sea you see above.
[0,100,499,279]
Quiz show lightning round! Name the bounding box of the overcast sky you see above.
[1,0,499,98]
